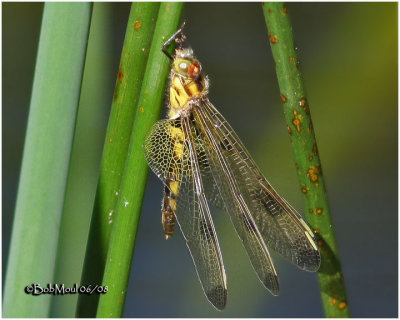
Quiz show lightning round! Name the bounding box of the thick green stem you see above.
[51,3,112,317]
[3,3,92,317]
[262,2,350,318]
[96,3,184,317]
[76,3,160,317]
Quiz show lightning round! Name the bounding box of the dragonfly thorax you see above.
[168,70,208,119]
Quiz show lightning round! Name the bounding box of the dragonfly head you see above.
[172,53,202,80]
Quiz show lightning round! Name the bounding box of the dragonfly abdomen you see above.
[162,184,176,239]
[161,125,185,239]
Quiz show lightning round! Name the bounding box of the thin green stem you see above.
[3,3,92,317]
[76,3,160,317]
[262,3,350,318]
[96,3,183,317]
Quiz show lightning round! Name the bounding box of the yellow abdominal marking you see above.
[169,125,185,164]
[168,75,201,119]
[168,186,178,211]
[167,122,186,202]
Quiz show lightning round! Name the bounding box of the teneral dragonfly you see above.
[143,23,321,310]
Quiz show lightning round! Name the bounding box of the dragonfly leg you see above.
[162,21,186,60]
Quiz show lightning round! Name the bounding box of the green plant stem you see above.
[262,3,350,318]
[76,3,160,317]
[96,3,183,317]
[51,3,112,317]
[3,3,92,317]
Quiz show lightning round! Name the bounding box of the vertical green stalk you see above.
[96,3,183,317]
[51,3,112,317]
[3,3,92,317]
[262,3,350,318]
[76,3,160,317]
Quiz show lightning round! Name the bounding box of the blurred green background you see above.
[3,2,397,317]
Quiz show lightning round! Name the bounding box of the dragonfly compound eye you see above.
[188,62,201,79]
[173,58,201,79]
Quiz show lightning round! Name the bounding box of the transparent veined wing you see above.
[144,118,227,310]
[193,107,280,295]
[195,129,226,211]
[198,101,321,272]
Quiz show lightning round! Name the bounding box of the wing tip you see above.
[207,285,227,311]
[263,273,280,296]
[296,247,322,272]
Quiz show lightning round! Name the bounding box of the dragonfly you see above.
[143,23,321,310]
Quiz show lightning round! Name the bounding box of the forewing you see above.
[200,102,321,272]
[144,119,227,310]
[144,118,224,210]
[194,107,280,295]
[144,119,183,184]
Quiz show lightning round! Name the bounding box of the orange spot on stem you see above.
[308,167,319,182]
[269,34,278,43]
[134,20,141,30]
[292,115,302,132]
[299,98,310,114]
